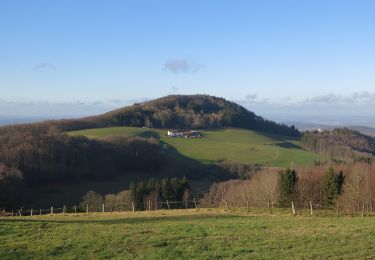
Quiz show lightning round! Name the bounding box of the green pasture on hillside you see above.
[70,127,323,168]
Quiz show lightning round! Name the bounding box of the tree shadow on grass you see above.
[271,142,302,149]
[137,130,160,139]
[156,140,233,181]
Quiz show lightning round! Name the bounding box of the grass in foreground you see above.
[1,209,375,259]
[70,127,323,167]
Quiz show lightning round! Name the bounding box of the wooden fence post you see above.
[166,200,170,210]
[132,202,135,212]
[246,201,249,212]
[31,209,33,217]
[40,209,42,216]
[193,197,198,210]
[310,201,313,216]
[102,204,105,213]
[51,207,53,215]
[268,198,272,214]
[224,200,229,211]
[74,205,77,214]
[336,201,339,217]
[19,210,22,217]
[86,204,89,215]
[291,201,296,215]
[362,203,365,218]
[63,205,66,215]
[148,200,151,211]
[11,210,14,217]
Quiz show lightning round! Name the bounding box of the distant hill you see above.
[0,94,301,208]
[281,121,375,137]
[58,95,300,137]
[301,128,375,161]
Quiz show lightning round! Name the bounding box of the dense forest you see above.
[301,128,375,161]
[0,124,165,207]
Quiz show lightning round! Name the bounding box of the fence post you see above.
[132,202,135,212]
[224,200,229,211]
[117,204,120,212]
[246,201,249,212]
[51,206,53,215]
[268,198,272,214]
[40,209,42,216]
[336,201,339,217]
[166,200,170,210]
[193,197,198,210]
[148,200,151,211]
[63,205,66,215]
[362,203,365,218]
[291,201,296,215]
[19,210,22,217]
[102,204,105,213]
[74,205,77,214]
[86,204,89,216]
[31,208,33,217]
[310,201,313,216]
[11,210,14,217]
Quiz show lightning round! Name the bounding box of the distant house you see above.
[167,130,201,138]
[167,130,183,137]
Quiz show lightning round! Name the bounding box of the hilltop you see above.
[56,95,300,137]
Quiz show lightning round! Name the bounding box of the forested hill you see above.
[301,128,375,160]
[58,95,300,137]
[0,94,299,207]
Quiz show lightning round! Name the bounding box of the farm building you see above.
[167,130,183,137]
[167,130,201,138]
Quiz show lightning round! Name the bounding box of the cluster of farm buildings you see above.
[167,130,201,138]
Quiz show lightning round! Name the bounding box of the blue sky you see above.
[0,0,375,117]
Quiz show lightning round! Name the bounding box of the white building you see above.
[167,130,183,137]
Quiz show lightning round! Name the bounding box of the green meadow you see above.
[1,209,374,259]
[70,127,323,168]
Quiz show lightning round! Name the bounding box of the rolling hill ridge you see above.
[0,95,313,207]
[56,95,300,137]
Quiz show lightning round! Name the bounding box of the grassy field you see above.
[1,209,375,259]
[70,127,323,168]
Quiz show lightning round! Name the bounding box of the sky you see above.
[1,0,375,120]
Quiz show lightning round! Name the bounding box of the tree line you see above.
[0,124,165,207]
[80,177,190,211]
[199,162,375,212]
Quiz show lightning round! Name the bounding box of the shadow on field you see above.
[137,130,160,139]
[269,142,301,149]
[156,140,233,182]
[0,214,246,225]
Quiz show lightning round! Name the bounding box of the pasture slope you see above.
[28,127,321,208]
[1,209,375,259]
[70,127,323,168]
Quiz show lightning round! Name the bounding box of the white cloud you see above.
[305,92,375,105]
[34,63,56,70]
[163,59,203,73]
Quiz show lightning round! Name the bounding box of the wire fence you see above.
[2,199,374,217]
